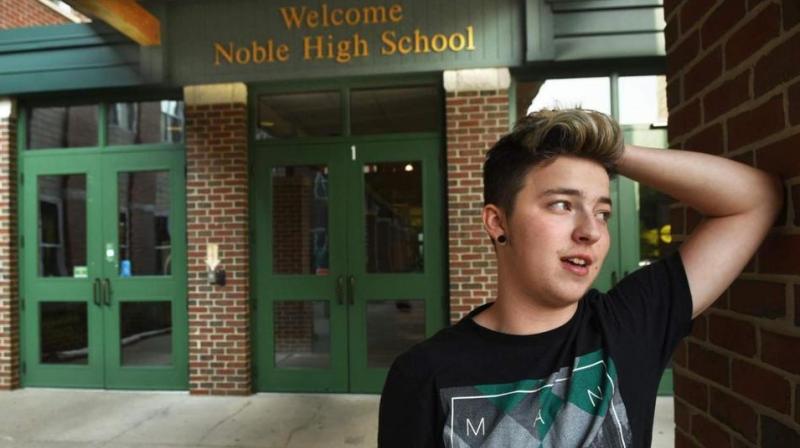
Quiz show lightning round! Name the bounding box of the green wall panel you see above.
[526,0,665,62]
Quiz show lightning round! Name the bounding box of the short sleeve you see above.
[599,250,694,370]
[378,354,438,448]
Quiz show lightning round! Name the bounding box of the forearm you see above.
[616,144,783,217]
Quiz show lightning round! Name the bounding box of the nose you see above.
[572,209,602,245]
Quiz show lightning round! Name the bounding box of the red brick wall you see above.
[0,114,18,390]
[0,0,70,29]
[446,90,509,324]
[185,102,251,395]
[665,0,800,445]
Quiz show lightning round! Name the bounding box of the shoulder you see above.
[390,323,467,380]
[605,250,689,300]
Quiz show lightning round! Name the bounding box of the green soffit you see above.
[0,23,150,95]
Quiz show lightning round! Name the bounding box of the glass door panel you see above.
[117,170,173,277]
[119,301,173,366]
[347,138,445,393]
[274,300,331,369]
[364,160,424,273]
[365,299,426,369]
[253,145,349,392]
[22,154,104,387]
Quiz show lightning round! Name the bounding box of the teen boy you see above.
[378,109,783,447]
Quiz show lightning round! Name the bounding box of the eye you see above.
[549,200,571,212]
[596,210,612,222]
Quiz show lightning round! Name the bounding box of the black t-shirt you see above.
[378,251,693,447]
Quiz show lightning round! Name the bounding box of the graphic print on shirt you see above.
[439,350,632,447]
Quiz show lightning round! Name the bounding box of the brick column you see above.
[0,99,18,390]
[184,84,251,395]
[444,69,511,324]
[664,0,800,445]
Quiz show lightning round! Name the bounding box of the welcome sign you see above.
[214,4,476,65]
[165,0,523,84]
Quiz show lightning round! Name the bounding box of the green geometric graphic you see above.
[440,349,631,448]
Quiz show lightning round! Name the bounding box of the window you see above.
[27,105,98,150]
[528,77,612,115]
[108,100,185,145]
[619,75,668,126]
[254,84,441,140]
[25,99,184,150]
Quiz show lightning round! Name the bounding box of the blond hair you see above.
[483,108,624,217]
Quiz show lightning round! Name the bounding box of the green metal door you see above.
[252,144,350,392]
[21,153,105,387]
[346,137,445,393]
[21,148,187,389]
[252,136,445,393]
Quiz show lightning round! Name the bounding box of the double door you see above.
[21,149,187,389]
[252,137,445,393]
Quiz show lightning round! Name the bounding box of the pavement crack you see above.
[102,402,175,445]
[282,399,323,448]
[197,400,253,443]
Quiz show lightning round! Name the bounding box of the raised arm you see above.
[616,144,784,318]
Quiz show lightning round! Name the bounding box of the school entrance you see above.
[19,101,188,389]
[250,83,447,393]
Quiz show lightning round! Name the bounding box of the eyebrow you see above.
[540,188,613,207]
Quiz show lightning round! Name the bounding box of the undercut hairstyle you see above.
[483,108,625,219]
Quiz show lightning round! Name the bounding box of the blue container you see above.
[120,259,131,277]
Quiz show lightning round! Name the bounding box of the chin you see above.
[556,286,591,304]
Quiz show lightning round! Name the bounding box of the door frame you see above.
[17,101,188,390]
[250,135,446,393]
[248,76,448,393]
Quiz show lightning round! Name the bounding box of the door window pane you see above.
[108,100,185,145]
[121,301,172,366]
[274,301,330,369]
[638,184,673,265]
[364,161,423,273]
[367,300,425,368]
[272,165,329,275]
[256,91,342,140]
[40,302,88,364]
[27,105,98,149]
[350,86,439,135]
[118,171,171,277]
[38,174,87,277]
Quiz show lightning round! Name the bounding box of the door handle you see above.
[102,278,112,306]
[347,275,355,305]
[336,275,345,305]
[93,278,101,306]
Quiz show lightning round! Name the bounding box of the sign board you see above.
[163,0,524,84]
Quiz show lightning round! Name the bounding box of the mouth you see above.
[560,255,593,276]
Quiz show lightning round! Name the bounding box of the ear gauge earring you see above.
[497,235,508,245]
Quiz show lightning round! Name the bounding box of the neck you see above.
[473,281,578,336]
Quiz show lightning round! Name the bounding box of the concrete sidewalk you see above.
[0,389,674,447]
